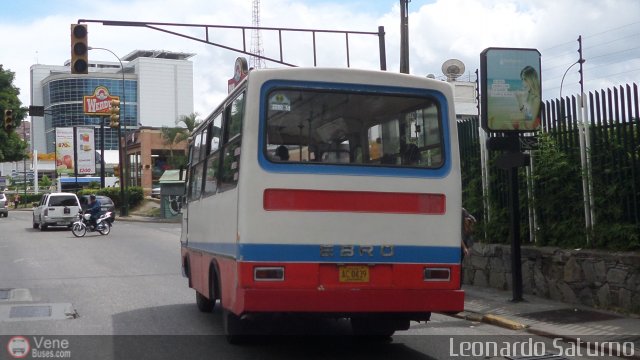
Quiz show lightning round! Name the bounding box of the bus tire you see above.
[208,264,220,312]
[196,291,214,313]
[223,310,246,344]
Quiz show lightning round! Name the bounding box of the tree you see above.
[161,126,184,158]
[175,112,201,144]
[39,175,52,188]
[0,65,28,162]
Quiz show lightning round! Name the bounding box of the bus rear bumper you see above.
[237,288,464,314]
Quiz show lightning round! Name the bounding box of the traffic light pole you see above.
[100,120,105,188]
[89,46,128,216]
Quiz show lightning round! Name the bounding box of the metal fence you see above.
[459,82,640,247]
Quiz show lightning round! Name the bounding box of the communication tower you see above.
[250,0,266,69]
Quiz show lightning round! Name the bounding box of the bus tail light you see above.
[254,267,285,281]
[424,267,450,281]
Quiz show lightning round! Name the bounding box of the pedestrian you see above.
[461,208,476,260]
[14,194,20,209]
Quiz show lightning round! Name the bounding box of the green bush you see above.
[78,186,143,210]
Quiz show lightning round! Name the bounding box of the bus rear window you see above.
[265,89,443,168]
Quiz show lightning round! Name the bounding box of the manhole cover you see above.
[517,308,620,324]
[0,289,10,300]
[9,305,52,318]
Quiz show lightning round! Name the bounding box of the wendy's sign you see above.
[83,86,119,115]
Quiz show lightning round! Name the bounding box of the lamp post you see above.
[88,46,128,216]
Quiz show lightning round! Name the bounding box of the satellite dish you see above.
[426,73,436,79]
[442,59,465,81]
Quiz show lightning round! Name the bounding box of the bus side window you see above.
[203,153,219,196]
[219,92,245,192]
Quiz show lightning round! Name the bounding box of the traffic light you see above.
[109,99,120,128]
[3,109,14,132]
[70,24,88,74]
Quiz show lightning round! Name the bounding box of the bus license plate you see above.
[339,266,369,282]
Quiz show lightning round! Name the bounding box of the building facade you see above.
[30,50,195,155]
[125,127,188,195]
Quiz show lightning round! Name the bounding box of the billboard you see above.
[481,48,541,132]
[75,127,96,175]
[55,128,75,175]
[83,86,119,116]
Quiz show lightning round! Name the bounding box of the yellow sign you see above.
[338,265,370,282]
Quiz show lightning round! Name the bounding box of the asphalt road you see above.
[0,211,607,360]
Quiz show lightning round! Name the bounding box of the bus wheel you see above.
[195,291,214,313]
[223,310,246,344]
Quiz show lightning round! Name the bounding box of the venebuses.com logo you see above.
[6,336,30,359]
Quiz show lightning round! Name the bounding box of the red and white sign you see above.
[228,57,249,93]
[75,127,96,175]
[83,86,119,115]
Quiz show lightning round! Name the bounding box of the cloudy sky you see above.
[1,0,639,120]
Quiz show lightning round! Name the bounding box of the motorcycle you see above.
[71,211,112,237]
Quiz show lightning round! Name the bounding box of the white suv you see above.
[0,193,8,217]
[32,192,81,230]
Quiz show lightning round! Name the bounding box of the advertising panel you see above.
[481,48,541,132]
[75,127,96,175]
[55,128,75,175]
[83,86,119,116]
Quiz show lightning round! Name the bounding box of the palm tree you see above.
[161,126,184,158]
[175,112,201,144]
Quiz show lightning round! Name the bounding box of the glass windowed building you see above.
[42,77,138,151]
[30,50,194,154]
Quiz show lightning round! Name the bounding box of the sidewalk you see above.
[457,284,640,357]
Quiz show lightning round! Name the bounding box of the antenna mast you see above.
[250,0,266,69]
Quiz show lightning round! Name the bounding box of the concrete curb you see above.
[481,314,528,330]
[117,216,181,224]
[450,311,527,330]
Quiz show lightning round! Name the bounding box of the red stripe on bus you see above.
[263,189,446,214]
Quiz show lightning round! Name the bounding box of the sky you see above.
[1,0,640,121]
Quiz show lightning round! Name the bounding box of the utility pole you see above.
[399,0,410,74]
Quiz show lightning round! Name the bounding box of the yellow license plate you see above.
[339,266,369,282]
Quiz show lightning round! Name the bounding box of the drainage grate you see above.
[9,305,52,318]
[517,308,620,324]
[0,289,10,300]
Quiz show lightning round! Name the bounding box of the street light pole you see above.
[88,46,128,216]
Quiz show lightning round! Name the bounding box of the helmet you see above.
[84,214,92,220]
[90,194,96,201]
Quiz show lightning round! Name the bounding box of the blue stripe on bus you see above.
[257,80,452,178]
[185,242,461,264]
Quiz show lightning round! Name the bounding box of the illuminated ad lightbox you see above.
[480,47,541,132]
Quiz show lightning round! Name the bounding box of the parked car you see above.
[0,193,8,217]
[151,186,161,199]
[32,192,81,230]
[79,195,116,222]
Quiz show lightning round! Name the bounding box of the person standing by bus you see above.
[461,208,476,260]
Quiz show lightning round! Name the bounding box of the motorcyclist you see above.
[87,194,101,230]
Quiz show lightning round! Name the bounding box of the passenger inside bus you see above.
[403,144,421,165]
[275,145,289,161]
